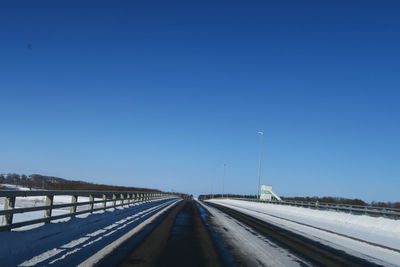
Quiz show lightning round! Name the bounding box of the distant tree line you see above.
[0,173,161,192]
[198,193,400,209]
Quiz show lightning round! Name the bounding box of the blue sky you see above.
[1,1,399,201]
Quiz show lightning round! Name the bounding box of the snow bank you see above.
[209,199,400,249]
[207,198,400,266]
[198,201,311,267]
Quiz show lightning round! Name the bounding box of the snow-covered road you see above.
[207,198,400,266]
[0,198,180,266]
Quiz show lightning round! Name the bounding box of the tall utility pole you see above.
[222,163,226,198]
[257,131,264,200]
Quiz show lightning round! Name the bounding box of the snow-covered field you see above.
[0,184,32,191]
[207,198,400,266]
[0,198,180,266]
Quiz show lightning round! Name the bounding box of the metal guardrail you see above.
[0,190,174,231]
[232,198,400,219]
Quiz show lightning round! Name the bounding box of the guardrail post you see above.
[120,194,124,206]
[2,196,16,227]
[45,195,54,223]
[113,194,117,208]
[89,194,94,213]
[71,195,78,216]
[102,194,107,209]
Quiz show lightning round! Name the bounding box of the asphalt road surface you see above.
[103,200,382,267]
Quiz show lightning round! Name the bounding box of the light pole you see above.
[222,163,226,198]
[257,131,264,200]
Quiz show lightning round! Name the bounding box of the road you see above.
[111,200,385,267]
[117,200,222,267]
[1,198,391,266]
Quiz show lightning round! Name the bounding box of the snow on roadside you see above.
[208,198,400,266]
[209,199,400,248]
[198,201,312,267]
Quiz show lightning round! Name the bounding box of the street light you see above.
[222,163,226,198]
[257,131,264,200]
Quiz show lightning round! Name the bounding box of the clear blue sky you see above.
[1,1,399,202]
